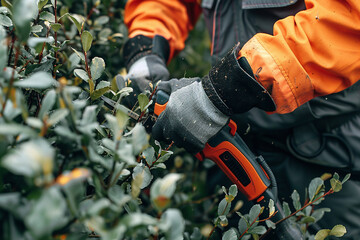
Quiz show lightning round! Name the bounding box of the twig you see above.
[1,44,20,116]
[38,26,51,64]
[239,210,263,239]
[275,189,333,225]
[259,189,335,240]
[149,141,174,168]
[53,0,58,78]
[207,201,230,240]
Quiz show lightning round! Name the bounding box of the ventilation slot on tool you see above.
[220,151,251,186]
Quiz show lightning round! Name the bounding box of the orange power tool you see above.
[102,90,302,239]
[154,89,273,202]
[153,90,303,239]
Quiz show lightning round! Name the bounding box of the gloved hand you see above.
[152,43,276,153]
[119,35,170,108]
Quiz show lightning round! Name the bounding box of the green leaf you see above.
[0,14,13,27]
[156,150,173,164]
[218,198,231,216]
[14,72,56,89]
[222,228,238,240]
[94,16,109,26]
[50,22,61,32]
[308,177,324,201]
[291,190,301,211]
[0,7,10,15]
[97,81,110,91]
[39,11,55,22]
[71,47,85,62]
[90,57,105,81]
[60,13,84,33]
[160,209,185,240]
[13,0,37,42]
[282,202,291,217]
[159,173,183,198]
[25,187,69,238]
[249,204,261,223]
[238,217,249,235]
[91,86,110,100]
[329,225,346,237]
[81,30,93,52]
[1,0,12,9]
[265,220,276,229]
[268,199,275,217]
[26,117,43,129]
[31,25,43,33]
[314,229,330,240]
[27,36,54,48]
[0,123,37,137]
[47,108,69,126]
[219,215,228,227]
[301,216,316,224]
[131,169,143,199]
[54,126,80,141]
[151,173,183,205]
[138,93,149,112]
[222,186,228,195]
[229,184,238,197]
[80,105,98,126]
[89,78,95,94]
[74,69,89,82]
[143,147,156,166]
[330,178,342,192]
[342,173,351,184]
[249,225,266,235]
[105,113,127,141]
[116,109,129,130]
[2,139,54,178]
[311,208,331,222]
[333,172,340,180]
[0,26,8,71]
[0,193,21,213]
[38,0,48,9]
[132,163,153,189]
[131,123,149,155]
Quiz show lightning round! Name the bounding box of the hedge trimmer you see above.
[101,90,302,239]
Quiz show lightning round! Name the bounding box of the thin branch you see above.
[239,210,263,239]
[207,201,230,240]
[1,44,20,116]
[38,26,51,64]
[259,189,335,240]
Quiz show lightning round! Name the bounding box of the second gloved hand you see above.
[119,35,170,107]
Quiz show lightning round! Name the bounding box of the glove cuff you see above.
[123,35,170,70]
[202,43,276,115]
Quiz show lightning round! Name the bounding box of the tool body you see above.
[155,90,272,201]
[153,90,302,240]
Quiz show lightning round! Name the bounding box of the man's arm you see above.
[240,0,360,113]
[124,0,202,61]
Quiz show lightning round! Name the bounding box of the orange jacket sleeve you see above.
[124,0,202,61]
[240,0,360,114]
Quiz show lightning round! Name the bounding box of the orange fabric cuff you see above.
[240,36,314,114]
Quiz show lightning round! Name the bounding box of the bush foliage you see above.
[0,0,350,240]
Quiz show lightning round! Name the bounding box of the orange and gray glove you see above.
[119,35,170,107]
[152,44,276,153]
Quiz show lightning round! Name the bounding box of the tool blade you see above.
[101,96,140,121]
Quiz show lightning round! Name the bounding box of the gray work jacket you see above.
[201,0,360,173]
